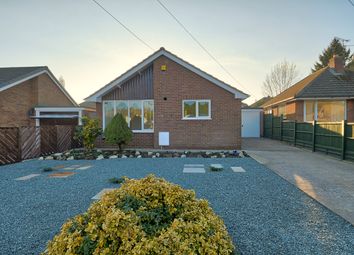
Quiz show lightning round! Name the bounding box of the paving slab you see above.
[92,188,115,200]
[231,166,246,172]
[183,167,205,173]
[48,172,75,178]
[14,174,40,181]
[76,165,92,170]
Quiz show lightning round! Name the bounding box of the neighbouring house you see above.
[85,47,249,149]
[79,101,97,119]
[0,66,83,127]
[249,96,272,108]
[262,55,354,122]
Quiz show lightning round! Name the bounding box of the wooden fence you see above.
[264,114,354,161]
[0,125,78,165]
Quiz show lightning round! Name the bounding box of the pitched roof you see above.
[262,67,338,107]
[250,96,272,108]
[0,66,78,106]
[85,47,249,102]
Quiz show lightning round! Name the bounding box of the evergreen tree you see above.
[104,113,132,151]
[312,38,353,72]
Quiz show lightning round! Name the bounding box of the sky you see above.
[1,0,354,105]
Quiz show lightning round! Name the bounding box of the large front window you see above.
[304,100,345,122]
[104,100,153,132]
[183,100,211,119]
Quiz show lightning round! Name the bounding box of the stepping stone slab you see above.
[184,164,204,167]
[52,165,66,170]
[231,166,246,173]
[210,164,223,171]
[183,168,205,173]
[49,172,75,178]
[63,165,81,170]
[76,165,92,170]
[92,188,115,200]
[15,174,40,181]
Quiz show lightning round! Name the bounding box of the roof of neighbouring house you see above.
[85,47,249,102]
[79,101,96,110]
[0,66,78,106]
[250,96,272,108]
[262,67,354,108]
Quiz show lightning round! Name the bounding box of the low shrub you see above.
[42,167,54,172]
[74,116,102,151]
[43,175,234,255]
[108,177,126,184]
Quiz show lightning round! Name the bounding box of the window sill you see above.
[132,130,154,133]
[182,117,212,121]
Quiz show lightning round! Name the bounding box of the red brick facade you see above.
[97,56,242,149]
[0,73,76,127]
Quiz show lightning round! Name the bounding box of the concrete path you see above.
[243,138,354,225]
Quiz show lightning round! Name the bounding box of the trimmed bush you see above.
[74,116,102,151]
[104,114,133,151]
[43,175,234,255]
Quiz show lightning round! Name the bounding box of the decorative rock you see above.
[152,155,156,158]
[53,153,62,157]
[121,155,128,159]
[38,157,44,160]
[210,164,223,171]
[67,156,74,160]
[205,151,211,156]
[221,154,226,158]
[65,152,71,156]
[137,155,142,158]
[97,149,102,153]
[135,151,140,156]
[45,156,54,160]
[181,154,186,158]
[211,155,217,158]
[155,153,160,158]
[109,155,118,159]
[96,155,104,160]
[147,151,153,156]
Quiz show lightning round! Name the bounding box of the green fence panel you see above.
[282,120,295,143]
[295,122,313,149]
[345,123,354,160]
[314,122,342,157]
[264,114,272,138]
[272,116,282,140]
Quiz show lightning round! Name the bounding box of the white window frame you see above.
[103,100,154,133]
[182,99,211,120]
[303,100,346,122]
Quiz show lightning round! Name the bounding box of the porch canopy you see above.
[31,107,84,126]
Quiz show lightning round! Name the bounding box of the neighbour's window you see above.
[183,100,211,119]
[304,100,345,122]
[317,101,345,122]
[103,100,154,132]
[278,104,286,117]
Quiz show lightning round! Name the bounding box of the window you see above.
[183,100,211,119]
[103,100,153,132]
[304,100,345,122]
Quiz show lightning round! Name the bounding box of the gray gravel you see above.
[0,158,353,255]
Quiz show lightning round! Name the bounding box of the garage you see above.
[241,108,263,137]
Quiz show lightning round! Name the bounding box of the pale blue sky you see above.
[1,0,354,104]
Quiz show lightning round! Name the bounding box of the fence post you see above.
[280,115,283,141]
[342,120,347,160]
[312,120,316,152]
[293,120,297,146]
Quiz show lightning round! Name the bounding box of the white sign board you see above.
[159,132,170,146]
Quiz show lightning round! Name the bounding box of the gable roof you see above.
[250,96,272,108]
[0,66,78,106]
[85,48,249,102]
[262,67,354,108]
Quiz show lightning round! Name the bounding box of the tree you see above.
[58,75,65,87]
[262,60,298,97]
[312,38,353,72]
[104,113,133,151]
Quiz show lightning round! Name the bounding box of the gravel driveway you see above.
[0,158,353,255]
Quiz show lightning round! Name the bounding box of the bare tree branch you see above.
[262,60,298,97]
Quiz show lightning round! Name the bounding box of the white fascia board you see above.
[34,107,84,112]
[85,49,249,102]
[0,70,78,106]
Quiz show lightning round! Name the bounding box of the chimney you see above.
[328,55,345,73]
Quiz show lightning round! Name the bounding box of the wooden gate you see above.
[57,126,74,152]
[20,127,41,160]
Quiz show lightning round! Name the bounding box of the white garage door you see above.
[241,109,262,137]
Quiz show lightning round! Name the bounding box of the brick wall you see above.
[347,99,354,122]
[0,79,36,127]
[152,56,241,149]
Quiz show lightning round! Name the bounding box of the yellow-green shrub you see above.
[43,175,235,255]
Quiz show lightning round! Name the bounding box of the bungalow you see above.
[262,56,354,122]
[85,47,249,149]
[0,66,82,127]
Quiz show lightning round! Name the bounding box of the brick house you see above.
[85,48,248,149]
[262,56,354,122]
[0,66,83,127]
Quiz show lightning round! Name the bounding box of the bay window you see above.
[103,100,153,132]
[183,100,211,119]
[304,100,345,122]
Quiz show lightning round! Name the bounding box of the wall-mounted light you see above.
[161,65,167,71]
